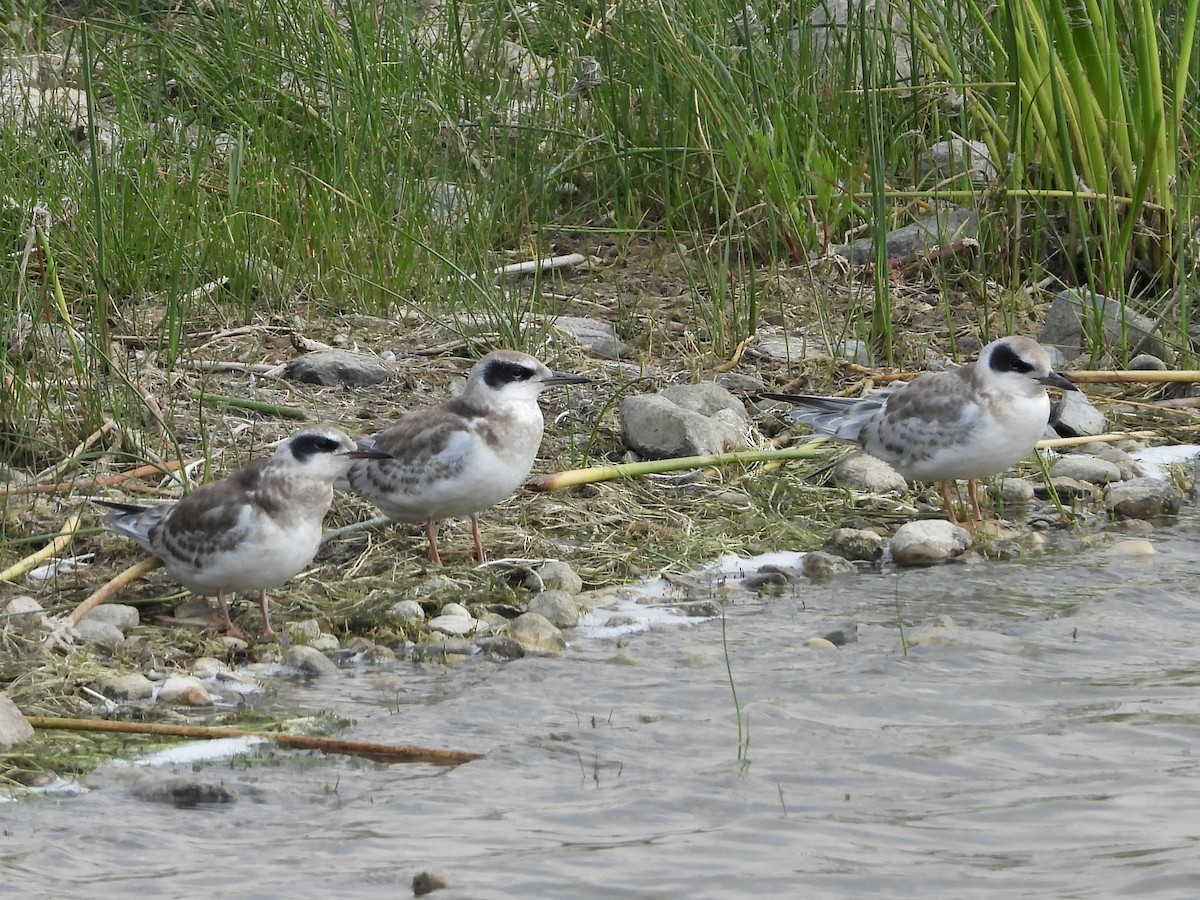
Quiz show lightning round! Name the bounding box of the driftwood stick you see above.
[0,513,84,583]
[1036,430,1158,450]
[25,716,483,765]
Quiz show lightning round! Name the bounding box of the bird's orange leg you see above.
[469,514,486,563]
[256,590,276,637]
[425,519,443,567]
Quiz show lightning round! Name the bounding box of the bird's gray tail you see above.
[759,393,858,436]
[92,498,157,551]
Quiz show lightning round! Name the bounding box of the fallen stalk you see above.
[194,392,309,420]
[62,557,165,628]
[1037,430,1158,450]
[24,716,483,766]
[0,457,202,496]
[525,444,826,491]
[0,513,84,583]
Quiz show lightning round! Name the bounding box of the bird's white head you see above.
[978,336,1079,398]
[275,426,393,480]
[462,350,591,411]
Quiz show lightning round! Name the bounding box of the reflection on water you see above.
[6,519,1200,897]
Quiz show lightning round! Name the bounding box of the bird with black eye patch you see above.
[761,336,1079,527]
[343,349,591,566]
[95,425,392,637]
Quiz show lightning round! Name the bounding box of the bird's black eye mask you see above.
[988,343,1034,375]
[483,359,536,389]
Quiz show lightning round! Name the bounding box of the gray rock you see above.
[525,560,583,595]
[309,633,340,652]
[889,520,972,566]
[132,776,238,807]
[413,870,452,896]
[1035,476,1098,502]
[801,550,858,580]
[660,382,749,422]
[1050,455,1123,485]
[1051,389,1107,437]
[1106,477,1182,519]
[1038,289,1173,362]
[440,602,471,618]
[190,657,228,678]
[1074,442,1147,480]
[96,673,155,701]
[75,619,125,652]
[707,372,765,392]
[916,138,997,186]
[282,645,339,677]
[427,614,477,637]
[476,636,526,660]
[0,694,34,747]
[1129,353,1167,371]
[528,590,580,628]
[81,603,140,634]
[4,595,48,631]
[619,393,747,459]
[389,599,425,621]
[832,207,979,266]
[283,349,391,387]
[414,638,474,660]
[508,612,566,653]
[286,619,322,644]
[753,334,871,367]
[822,527,884,562]
[833,454,908,493]
[996,477,1035,503]
[157,675,214,706]
[548,315,630,359]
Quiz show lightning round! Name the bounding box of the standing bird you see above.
[96,426,392,636]
[761,336,1079,526]
[343,350,591,566]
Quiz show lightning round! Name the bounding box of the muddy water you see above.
[6,518,1200,898]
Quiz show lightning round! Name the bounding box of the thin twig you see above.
[34,419,118,484]
[0,457,202,497]
[1036,430,1158,450]
[320,516,392,544]
[24,716,483,766]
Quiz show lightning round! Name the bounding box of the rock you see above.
[804,637,839,650]
[476,636,526,660]
[822,527,884,562]
[413,575,458,598]
[619,393,746,459]
[528,590,580,628]
[282,645,339,677]
[157,675,214,707]
[1050,455,1123,485]
[1038,289,1173,362]
[309,633,340,652]
[832,207,979,266]
[414,638,474,660]
[286,619,323,644]
[132,776,238,807]
[0,695,34,747]
[1106,477,1182,519]
[389,599,425,621]
[996,477,1035,503]
[1051,389,1107,438]
[427,614,477,637]
[916,138,997,186]
[508,612,566,653]
[190,657,228,678]
[708,372,766,392]
[801,551,858,580]
[80,603,140,634]
[659,382,748,422]
[97,673,155,701]
[547,315,630,359]
[75,619,126,652]
[889,520,972,566]
[1035,476,1097,502]
[525,560,583,595]
[283,349,391,387]
[440,602,471,619]
[413,870,452,896]
[361,643,397,663]
[753,334,871,367]
[4,595,48,631]
[1129,353,1167,371]
[833,454,908,493]
[1074,443,1147,481]
[1107,539,1156,557]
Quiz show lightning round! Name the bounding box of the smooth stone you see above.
[157,675,214,707]
[547,315,630,359]
[996,477,1035,503]
[132,776,238,807]
[525,560,583,595]
[889,520,972,566]
[75,619,126,652]
[619,393,747,459]
[475,636,526,660]
[80,603,140,634]
[1051,389,1108,438]
[440,602,471,619]
[801,551,858,580]
[427,615,477,637]
[708,372,766,392]
[1050,455,1123,485]
[916,137,996,186]
[659,382,749,422]
[832,207,978,266]
[508,612,566,653]
[1129,353,1167,371]
[283,349,391,387]
[804,637,839,650]
[190,657,228,679]
[822,527,884,562]
[413,870,452,896]
[218,635,249,653]
[389,599,425,621]
[1107,539,1156,557]
[309,633,341,652]
[414,638,474,660]
[0,695,34,747]
[1075,442,1147,480]
[413,575,458,598]
[96,673,155,701]
[361,643,396,663]
[286,619,322,643]
[528,590,580,628]
[1106,478,1182,519]
[1039,476,1097,501]
[833,454,908,493]
[1039,288,1173,362]
[4,595,48,631]
[282,645,339,677]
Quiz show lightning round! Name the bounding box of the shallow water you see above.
[6,518,1200,898]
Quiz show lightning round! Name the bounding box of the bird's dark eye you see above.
[483,359,536,389]
[989,343,1034,375]
[289,433,343,460]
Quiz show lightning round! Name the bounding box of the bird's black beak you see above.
[348,445,394,460]
[1039,371,1080,392]
[542,371,592,387]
